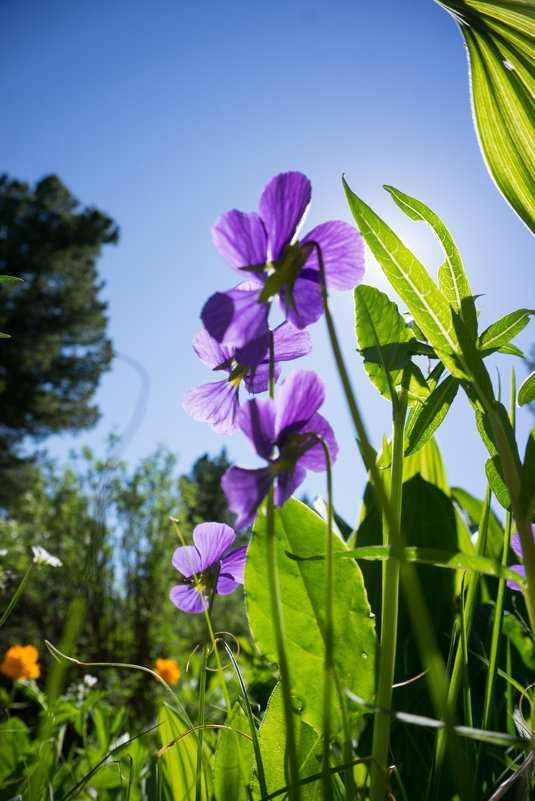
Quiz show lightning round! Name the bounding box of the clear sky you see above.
[2,0,534,526]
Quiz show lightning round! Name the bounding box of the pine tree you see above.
[0,174,118,504]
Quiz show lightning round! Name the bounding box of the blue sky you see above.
[2,0,534,526]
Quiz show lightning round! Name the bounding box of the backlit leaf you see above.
[245,497,376,735]
[437,0,535,235]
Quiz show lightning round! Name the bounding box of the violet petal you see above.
[219,544,248,586]
[270,321,313,361]
[193,522,236,568]
[275,370,325,439]
[297,412,339,471]
[511,532,523,559]
[238,396,276,459]
[212,210,268,270]
[281,272,323,329]
[182,380,240,435]
[273,462,307,508]
[201,286,269,353]
[301,221,365,291]
[170,583,207,614]
[222,465,273,530]
[172,545,203,579]
[506,564,526,592]
[247,362,281,395]
[192,328,231,370]
[258,172,311,262]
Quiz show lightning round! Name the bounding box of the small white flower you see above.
[83,674,98,687]
[31,545,63,567]
[0,549,7,557]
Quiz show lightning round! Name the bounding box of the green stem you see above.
[311,241,469,797]
[370,389,407,801]
[0,564,33,629]
[434,486,492,776]
[195,586,217,801]
[264,328,300,801]
[319,438,334,801]
[266,486,301,801]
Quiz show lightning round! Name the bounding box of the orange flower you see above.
[154,658,181,685]
[1,645,40,681]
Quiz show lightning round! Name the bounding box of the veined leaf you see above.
[518,370,535,406]
[485,456,511,509]
[437,0,535,235]
[384,185,478,339]
[344,179,461,375]
[478,308,535,355]
[344,180,496,409]
[354,284,428,405]
[245,497,376,735]
[252,684,344,801]
[213,704,254,801]
[498,342,524,357]
[404,376,460,456]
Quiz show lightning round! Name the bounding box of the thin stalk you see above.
[311,241,469,797]
[370,389,407,801]
[195,587,217,801]
[0,564,33,629]
[265,329,301,801]
[319,438,334,801]
[475,510,513,792]
[266,485,301,801]
[201,607,254,798]
[476,374,517,788]
[434,486,492,777]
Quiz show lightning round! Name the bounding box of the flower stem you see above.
[266,485,301,801]
[320,438,334,801]
[370,388,407,801]
[265,329,301,801]
[195,587,217,801]
[0,564,33,630]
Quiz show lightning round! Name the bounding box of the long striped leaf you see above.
[437,0,535,235]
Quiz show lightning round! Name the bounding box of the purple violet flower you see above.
[506,525,535,591]
[222,369,338,529]
[201,171,365,365]
[170,522,247,614]
[182,320,312,434]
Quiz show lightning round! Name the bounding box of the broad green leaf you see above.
[344,179,461,376]
[384,185,477,339]
[478,308,535,355]
[213,704,254,801]
[245,498,376,735]
[0,275,23,284]
[354,284,428,404]
[156,705,211,801]
[404,376,460,456]
[519,425,535,517]
[518,370,535,406]
[437,1,535,234]
[252,684,344,801]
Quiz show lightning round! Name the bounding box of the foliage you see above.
[0,445,249,723]
[0,174,118,505]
